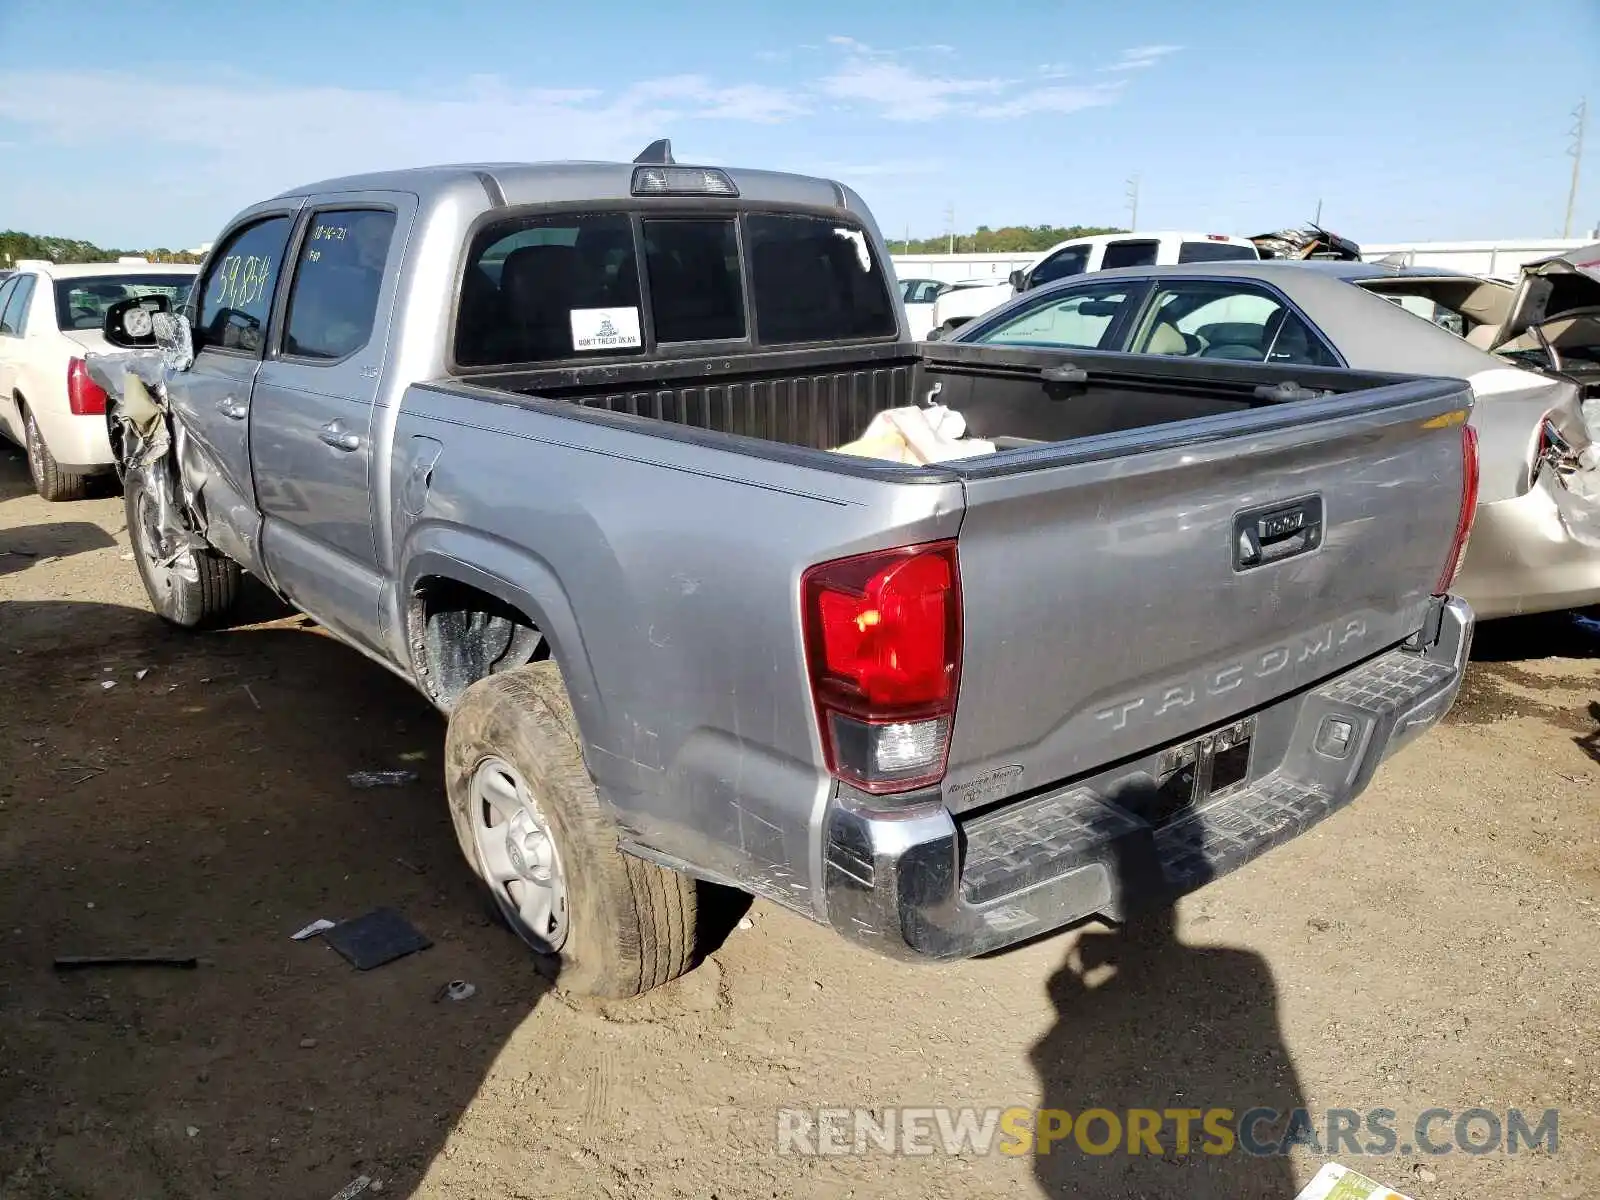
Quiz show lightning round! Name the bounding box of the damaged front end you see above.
[85,317,209,585]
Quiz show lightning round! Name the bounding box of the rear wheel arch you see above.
[402,547,605,742]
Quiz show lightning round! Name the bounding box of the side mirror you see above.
[924,325,944,342]
[1008,269,1027,291]
[151,311,195,373]
[103,294,171,349]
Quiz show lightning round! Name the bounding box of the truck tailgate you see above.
[943,379,1473,810]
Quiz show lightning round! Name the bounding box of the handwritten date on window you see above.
[212,254,274,311]
[305,224,349,264]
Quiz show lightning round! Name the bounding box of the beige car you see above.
[947,251,1600,620]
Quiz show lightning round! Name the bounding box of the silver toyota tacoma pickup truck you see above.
[91,143,1478,997]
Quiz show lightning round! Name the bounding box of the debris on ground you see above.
[290,918,338,941]
[53,954,198,971]
[320,908,432,971]
[347,770,419,789]
[1295,1162,1414,1200]
[737,917,754,930]
[99,680,116,691]
[329,1175,374,1200]
[436,980,476,1002]
[134,668,150,681]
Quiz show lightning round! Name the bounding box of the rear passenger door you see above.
[250,193,413,649]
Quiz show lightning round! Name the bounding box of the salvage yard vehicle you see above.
[949,258,1600,620]
[92,145,1477,998]
[0,260,195,500]
[927,231,1259,336]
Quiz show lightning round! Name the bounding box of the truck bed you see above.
[465,340,1441,461]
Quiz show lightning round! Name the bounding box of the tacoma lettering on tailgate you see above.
[1093,618,1368,732]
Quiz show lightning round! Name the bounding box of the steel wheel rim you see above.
[470,755,569,953]
[134,488,176,597]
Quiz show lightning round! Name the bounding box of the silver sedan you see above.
[947,256,1600,620]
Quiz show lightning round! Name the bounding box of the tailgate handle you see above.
[1234,496,1323,570]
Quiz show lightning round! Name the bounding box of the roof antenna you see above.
[634,139,675,165]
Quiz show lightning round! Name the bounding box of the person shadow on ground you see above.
[1027,819,1306,1199]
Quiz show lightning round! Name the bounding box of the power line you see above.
[1565,97,1587,238]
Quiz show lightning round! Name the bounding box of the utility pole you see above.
[944,203,955,254]
[1314,198,1323,225]
[1565,98,1587,238]
[1125,176,1140,231]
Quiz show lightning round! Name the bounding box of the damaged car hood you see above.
[1493,241,1600,351]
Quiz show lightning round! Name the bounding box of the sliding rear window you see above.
[453,209,894,368]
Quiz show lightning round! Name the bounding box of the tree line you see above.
[1,230,204,266]
[891,223,1125,254]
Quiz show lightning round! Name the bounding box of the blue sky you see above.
[1,0,1596,250]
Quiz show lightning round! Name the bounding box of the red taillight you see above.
[1435,423,1479,595]
[802,541,961,795]
[67,358,108,416]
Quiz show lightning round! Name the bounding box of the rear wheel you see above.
[124,471,240,627]
[445,661,698,998]
[22,404,88,502]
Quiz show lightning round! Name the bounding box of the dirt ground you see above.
[1,446,1598,1200]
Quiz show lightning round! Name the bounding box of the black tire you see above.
[124,470,240,628]
[444,661,697,998]
[22,404,88,502]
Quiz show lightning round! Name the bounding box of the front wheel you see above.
[124,471,240,628]
[445,661,698,998]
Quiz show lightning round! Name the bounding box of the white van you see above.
[928,231,1259,336]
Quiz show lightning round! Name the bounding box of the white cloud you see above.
[977,82,1123,119]
[0,68,806,184]
[820,39,1126,122]
[1103,44,1183,71]
[820,53,1007,121]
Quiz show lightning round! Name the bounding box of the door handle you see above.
[1040,364,1089,384]
[216,398,248,421]
[318,420,361,452]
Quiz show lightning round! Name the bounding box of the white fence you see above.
[892,238,1595,285]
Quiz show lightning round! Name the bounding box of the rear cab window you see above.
[54,273,192,333]
[453,208,895,369]
[1177,241,1258,264]
[1100,239,1161,270]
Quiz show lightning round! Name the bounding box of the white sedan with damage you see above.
[0,261,195,500]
